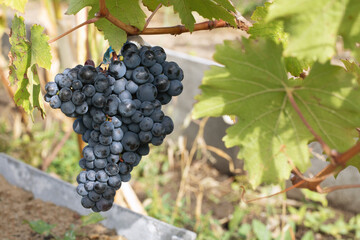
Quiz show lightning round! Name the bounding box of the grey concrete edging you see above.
[0,153,196,240]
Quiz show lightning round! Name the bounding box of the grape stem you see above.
[143,3,162,31]
[48,17,100,44]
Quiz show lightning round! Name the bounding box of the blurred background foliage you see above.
[1,0,360,239]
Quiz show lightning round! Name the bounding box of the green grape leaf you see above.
[66,0,97,15]
[284,57,310,77]
[0,0,27,13]
[249,3,288,44]
[9,15,50,119]
[142,0,162,11]
[88,7,128,51]
[338,0,360,53]
[67,0,146,50]
[193,38,360,187]
[249,3,310,77]
[266,0,355,63]
[162,0,236,32]
[342,60,360,84]
[30,25,51,69]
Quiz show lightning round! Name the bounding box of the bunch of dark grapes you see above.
[44,42,183,212]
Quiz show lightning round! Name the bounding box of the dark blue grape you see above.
[108,175,122,189]
[121,131,140,152]
[72,79,83,90]
[150,109,164,122]
[79,158,86,169]
[84,181,95,191]
[86,170,96,181]
[111,116,122,128]
[89,191,102,202]
[151,136,164,146]
[58,75,72,88]
[118,99,137,117]
[59,87,72,102]
[104,95,120,116]
[107,154,120,164]
[139,117,153,131]
[152,123,165,137]
[125,69,133,79]
[138,131,152,143]
[162,116,174,135]
[99,134,112,145]
[121,42,139,56]
[103,187,116,200]
[123,52,141,69]
[92,93,106,108]
[61,101,76,115]
[45,82,59,96]
[73,118,87,135]
[100,121,114,136]
[94,74,109,92]
[82,84,96,97]
[120,173,131,182]
[140,101,154,116]
[76,184,88,196]
[149,63,163,76]
[122,116,132,125]
[90,130,100,142]
[81,196,95,208]
[113,78,127,94]
[137,144,150,156]
[50,95,61,108]
[94,158,107,169]
[154,74,170,92]
[132,66,150,84]
[151,46,166,63]
[128,123,140,133]
[92,110,106,123]
[126,80,138,94]
[72,90,86,105]
[94,181,107,193]
[122,152,137,164]
[119,90,132,101]
[109,61,126,79]
[78,65,97,84]
[75,102,89,115]
[83,146,95,161]
[105,163,119,176]
[96,170,109,183]
[110,141,123,154]
[94,144,110,158]
[167,80,183,96]
[131,111,144,123]
[85,160,94,169]
[136,83,157,102]
[163,61,181,80]
[44,93,52,102]
[141,50,156,67]
[157,92,172,105]
[112,128,124,141]
[76,171,87,184]
[54,73,64,85]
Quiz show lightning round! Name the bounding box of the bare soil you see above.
[0,175,124,240]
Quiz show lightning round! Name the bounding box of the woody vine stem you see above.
[48,0,249,44]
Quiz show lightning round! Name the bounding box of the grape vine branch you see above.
[48,0,250,44]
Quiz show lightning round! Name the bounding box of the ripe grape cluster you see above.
[44,42,183,212]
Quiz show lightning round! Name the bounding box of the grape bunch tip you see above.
[44,42,184,212]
